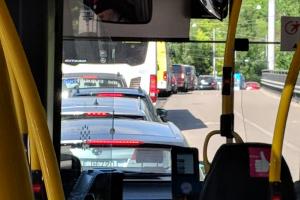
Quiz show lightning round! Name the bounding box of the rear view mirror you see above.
[191,0,229,20]
[157,108,168,122]
[81,0,152,24]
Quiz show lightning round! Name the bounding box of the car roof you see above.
[199,75,214,77]
[62,96,147,117]
[71,87,147,97]
[172,64,185,68]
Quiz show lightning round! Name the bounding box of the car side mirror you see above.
[157,108,168,122]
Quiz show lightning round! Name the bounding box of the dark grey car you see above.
[60,88,187,177]
[61,88,187,142]
[198,75,217,90]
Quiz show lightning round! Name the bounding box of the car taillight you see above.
[86,140,144,147]
[81,75,97,79]
[163,71,167,81]
[85,112,110,117]
[150,74,157,103]
[271,195,281,200]
[181,73,185,79]
[97,93,124,97]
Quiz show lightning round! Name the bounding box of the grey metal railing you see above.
[261,70,300,94]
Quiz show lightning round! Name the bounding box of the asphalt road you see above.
[158,89,300,181]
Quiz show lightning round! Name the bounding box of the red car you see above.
[246,82,260,90]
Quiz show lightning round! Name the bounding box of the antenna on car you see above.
[110,109,115,135]
[138,86,143,93]
[111,75,116,136]
[138,96,142,110]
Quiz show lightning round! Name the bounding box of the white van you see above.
[63,41,158,103]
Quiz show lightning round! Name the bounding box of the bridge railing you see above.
[261,70,300,94]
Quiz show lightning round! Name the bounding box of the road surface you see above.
[159,89,300,181]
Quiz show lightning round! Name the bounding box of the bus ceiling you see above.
[63,0,228,41]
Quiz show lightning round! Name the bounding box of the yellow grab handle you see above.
[269,41,300,182]
[0,1,64,199]
[203,130,243,174]
[0,42,34,200]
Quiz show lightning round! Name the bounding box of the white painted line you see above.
[235,111,300,152]
[260,89,300,108]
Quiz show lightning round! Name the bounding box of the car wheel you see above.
[166,91,172,97]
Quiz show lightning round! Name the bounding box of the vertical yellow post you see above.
[219,0,242,143]
[0,42,34,200]
[0,1,64,199]
[222,0,242,115]
[7,59,41,170]
[269,41,300,182]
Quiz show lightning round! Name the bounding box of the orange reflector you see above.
[33,184,42,193]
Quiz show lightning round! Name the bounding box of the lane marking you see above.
[235,111,300,152]
[260,89,300,108]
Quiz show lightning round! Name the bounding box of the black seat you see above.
[200,143,295,200]
[60,154,82,198]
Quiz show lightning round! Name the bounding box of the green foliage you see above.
[168,1,300,81]
[168,43,212,75]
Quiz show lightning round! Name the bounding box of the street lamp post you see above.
[268,0,275,71]
[213,29,216,77]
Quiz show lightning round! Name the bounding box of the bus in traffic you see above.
[156,41,173,96]
[62,41,159,103]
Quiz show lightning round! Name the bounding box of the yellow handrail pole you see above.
[7,64,28,135]
[222,0,242,114]
[0,1,64,199]
[7,60,41,170]
[269,41,300,183]
[0,42,34,200]
[219,0,242,142]
[28,117,42,170]
[7,61,41,169]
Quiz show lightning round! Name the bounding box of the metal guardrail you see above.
[261,70,300,94]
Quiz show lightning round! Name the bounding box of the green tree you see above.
[169,0,300,80]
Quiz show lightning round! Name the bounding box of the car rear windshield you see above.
[200,76,214,81]
[185,68,191,73]
[63,77,125,89]
[63,40,148,66]
[61,146,172,175]
[62,96,155,121]
[172,65,183,73]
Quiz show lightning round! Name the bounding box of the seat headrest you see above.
[200,143,295,200]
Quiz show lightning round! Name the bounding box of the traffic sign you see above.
[281,16,300,51]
